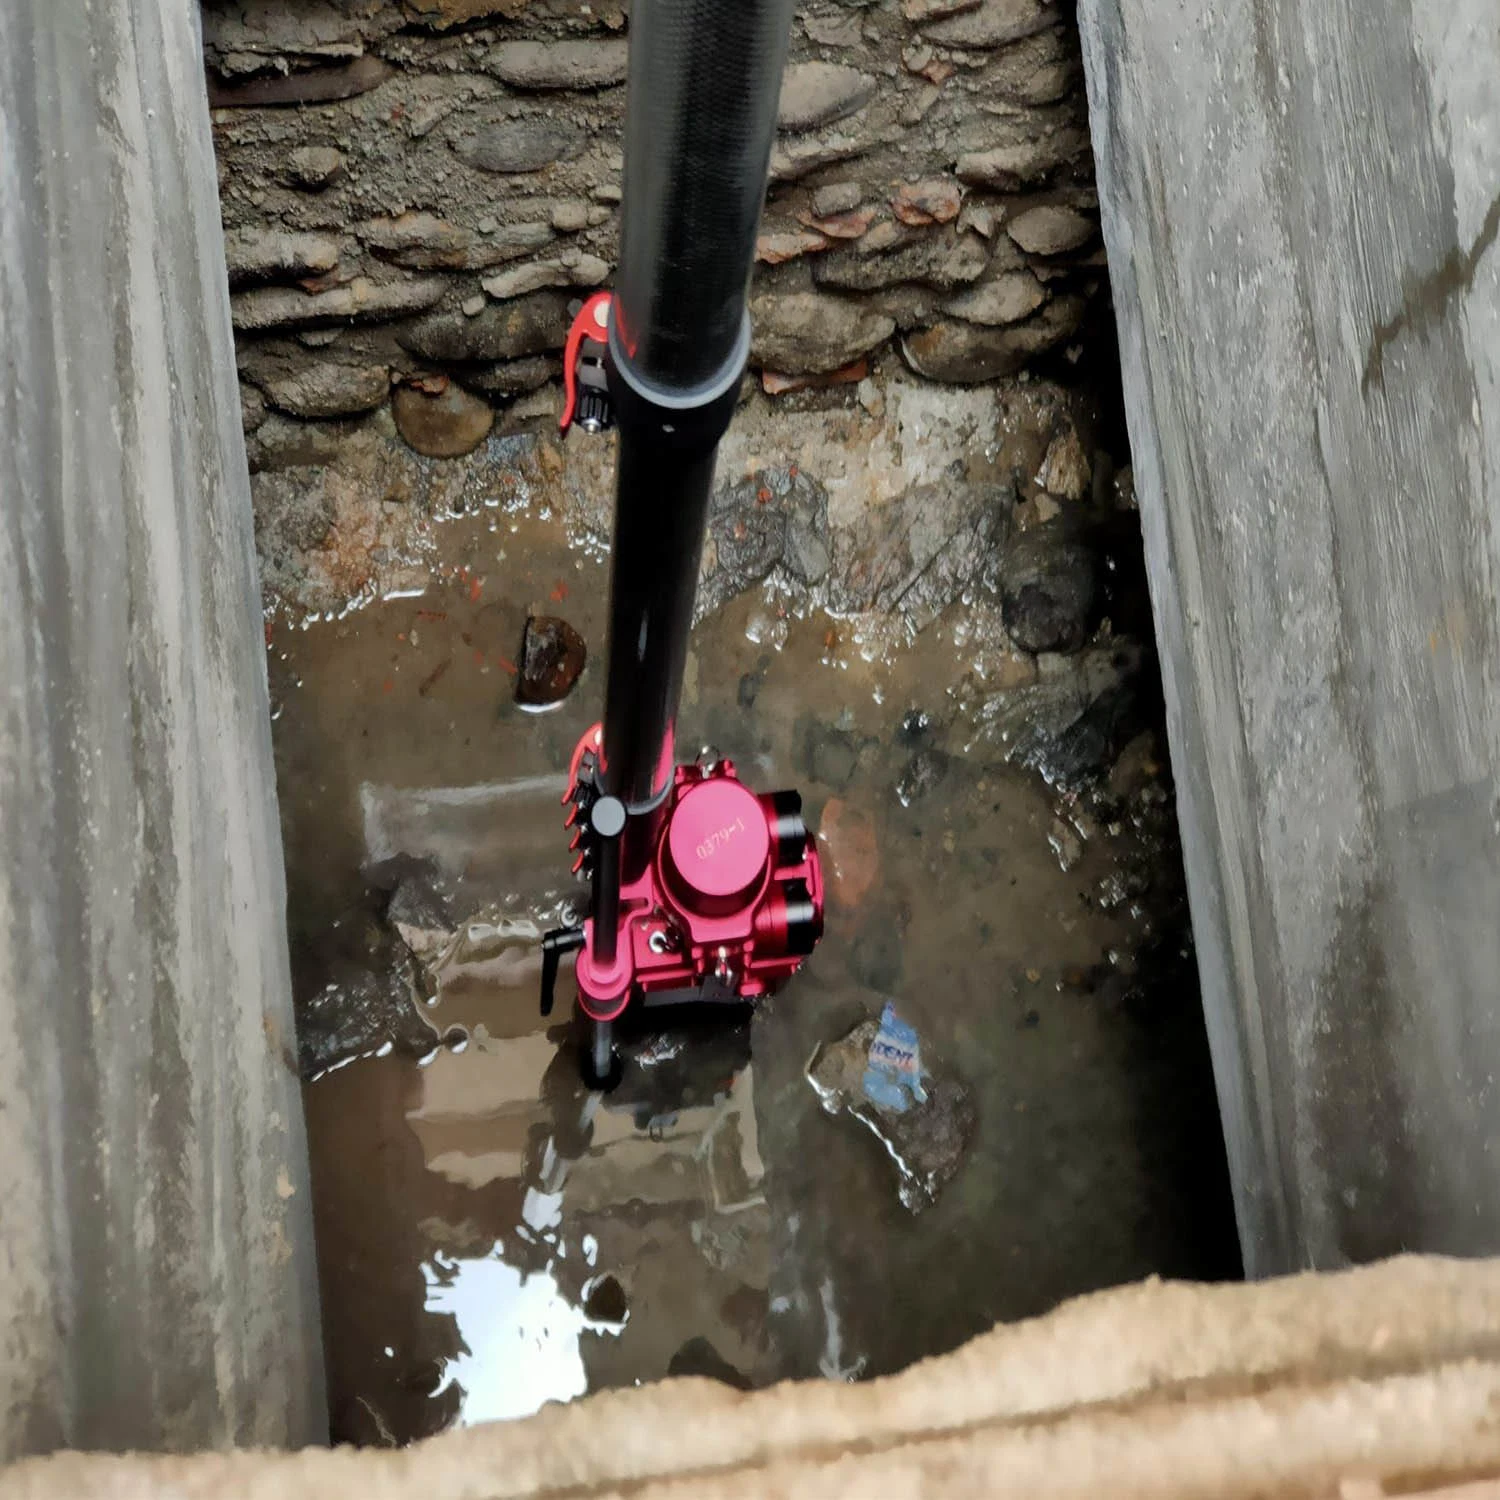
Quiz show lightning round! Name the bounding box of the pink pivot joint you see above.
[559,293,614,436]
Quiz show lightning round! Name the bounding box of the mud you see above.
[268,472,1239,1445]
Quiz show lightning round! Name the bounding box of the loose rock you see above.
[201,5,377,75]
[896,746,950,807]
[1048,818,1084,872]
[756,228,832,265]
[392,381,494,458]
[245,414,350,476]
[295,953,436,1077]
[246,414,354,477]
[900,294,1083,381]
[813,230,989,293]
[750,290,894,374]
[1007,203,1097,255]
[959,201,998,239]
[223,229,340,287]
[515,615,587,706]
[385,869,457,962]
[360,212,553,271]
[260,363,390,420]
[550,200,592,232]
[696,465,829,613]
[457,355,558,400]
[482,39,629,89]
[241,383,267,435]
[231,276,449,332]
[812,182,863,217]
[769,133,868,184]
[700,480,788,618]
[956,131,1086,188]
[799,206,877,240]
[453,118,581,174]
[777,62,876,131]
[900,83,942,125]
[251,468,338,585]
[501,385,558,429]
[975,641,1145,784]
[976,27,1080,106]
[1000,528,1098,654]
[782,469,833,585]
[397,293,570,361]
[857,220,921,255]
[920,0,1055,48]
[481,253,610,300]
[893,178,964,226]
[1037,425,1092,501]
[208,56,392,109]
[284,146,345,191]
[942,269,1048,326]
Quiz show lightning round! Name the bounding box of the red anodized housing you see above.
[565,729,824,1023]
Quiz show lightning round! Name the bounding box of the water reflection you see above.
[423,1244,624,1425]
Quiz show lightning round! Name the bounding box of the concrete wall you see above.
[1078,0,1500,1275]
[0,0,325,1455]
[9,1257,1500,1495]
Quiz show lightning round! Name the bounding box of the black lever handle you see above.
[540,926,586,1017]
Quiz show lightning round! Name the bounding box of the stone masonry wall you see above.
[206,0,1106,454]
[208,0,1146,799]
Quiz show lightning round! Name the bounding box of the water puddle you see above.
[271,500,1239,1446]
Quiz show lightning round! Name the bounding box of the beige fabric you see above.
[9,1256,1500,1497]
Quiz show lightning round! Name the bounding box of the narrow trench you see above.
[210,0,1243,1446]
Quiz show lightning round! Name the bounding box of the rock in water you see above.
[516,615,587,706]
[1000,528,1099,654]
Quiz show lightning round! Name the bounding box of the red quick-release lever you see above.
[560,292,613,435]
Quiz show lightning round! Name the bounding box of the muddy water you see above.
[269,500,1238,1447]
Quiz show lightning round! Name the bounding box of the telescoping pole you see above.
[599,0,795,818]
[550,0,807,1085]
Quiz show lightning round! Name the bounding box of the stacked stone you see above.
[206,0,1105,462]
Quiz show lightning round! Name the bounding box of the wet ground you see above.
[268,487,1240,1447]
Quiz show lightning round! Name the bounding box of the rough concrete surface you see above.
[0,0,324,1457]
[7,1257,1500,1496]
[1079,1,1500,1276]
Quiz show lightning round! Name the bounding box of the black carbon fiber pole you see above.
[599,0,795,823]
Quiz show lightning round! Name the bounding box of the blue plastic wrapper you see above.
[861,1002,929,1113]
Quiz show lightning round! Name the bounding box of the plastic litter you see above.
[806,1001,976,1212]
